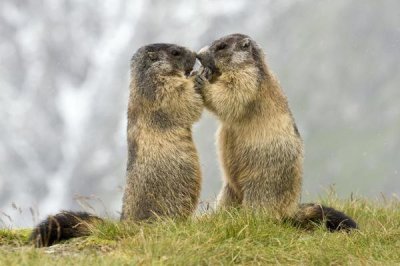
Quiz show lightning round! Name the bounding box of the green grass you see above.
[1,196,400,265]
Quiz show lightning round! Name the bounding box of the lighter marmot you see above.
[196,33,357,231]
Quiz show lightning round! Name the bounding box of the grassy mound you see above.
[1,196,399,265]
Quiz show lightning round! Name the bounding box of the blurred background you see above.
[1,0,399,228]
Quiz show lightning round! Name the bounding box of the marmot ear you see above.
[240,38,251,49]
[147,52,158,60]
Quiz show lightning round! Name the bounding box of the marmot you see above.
[30,43,204,247]
[196,33,357,231]
[120,43,203,221]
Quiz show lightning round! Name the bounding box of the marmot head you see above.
[195,35,270,123]
[132,43,196,76]
[130,44,197,100]
[197,34,267,79]
[129,44,203,129]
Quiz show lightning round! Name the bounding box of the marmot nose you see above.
[198,45,209,55]
[196,46,209,62]
[190,51,197,62]
[196,54,207,66]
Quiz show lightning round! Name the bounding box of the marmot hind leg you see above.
[217,182,242,209]
[241,180,299,219]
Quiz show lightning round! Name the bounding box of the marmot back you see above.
[197,34,357,231]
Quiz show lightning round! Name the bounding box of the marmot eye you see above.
[216,43,227,51]
[171,49,181,56]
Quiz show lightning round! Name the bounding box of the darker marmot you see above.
[121,43,203,221]
[30,43,204,247]
[196,33,357,231]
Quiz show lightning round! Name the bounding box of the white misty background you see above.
[0,0,399,227]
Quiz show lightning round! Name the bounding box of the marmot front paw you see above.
[194,67,212,93]
[200,66,213,80]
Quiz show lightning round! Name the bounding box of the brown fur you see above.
[30,43,204,247]
[121,43,203,221]
[197,34,302,219]
[197,34,357,230]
